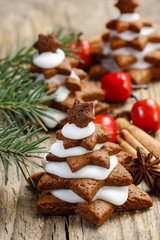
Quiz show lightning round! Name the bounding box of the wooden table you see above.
[0,0,160,239]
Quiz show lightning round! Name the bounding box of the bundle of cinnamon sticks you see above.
[116,117,160,188]
[116,118,160,159]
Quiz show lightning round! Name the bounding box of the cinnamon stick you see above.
[120,129,155,160]
[116,118,160,158]
[116,135,137,158]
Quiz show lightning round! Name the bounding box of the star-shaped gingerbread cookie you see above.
[115,0,138,14]
[33,33,62,54]
[67,98,95,128]
[42,56,79,79]
[56,124,111,150]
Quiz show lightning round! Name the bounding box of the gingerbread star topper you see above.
[33,33,62,54]
[115,0,139,14]
[67,98,95,128]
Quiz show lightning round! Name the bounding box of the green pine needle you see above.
[0,66,57,131]
[0,122,49,185]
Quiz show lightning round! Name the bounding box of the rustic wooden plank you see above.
[0,0,160,239]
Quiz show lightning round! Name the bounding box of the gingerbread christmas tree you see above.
[30,33,109,128]
[92,0,160,84]
[30,98,153,225]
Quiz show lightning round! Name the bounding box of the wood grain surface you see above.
[0,0,160,239]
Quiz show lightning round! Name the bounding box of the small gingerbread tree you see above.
[91,0,160,84]
[30,98,153,225]
[30,33,109,128]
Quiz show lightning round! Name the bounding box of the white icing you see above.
[45,69,80,85]
[50,140,104,158]
[44,69,80,103]
[112,42,160,57]
[92,100,98,115]
[102,42,160,70]
[92,100,98,105]
[62,122,95,140]
[54,86,71,102]
[110,27,154,41]
[102,42,111,55]
[42,153,48,169]
[40,110,67,129]
[33,49,65,69]
[43,155,118,180]
[117,13,140,22]
[50,186,128,205]
[92,186,128,205]
[50,189,85,203]
[46,74,67,85]
[70,69,80,81]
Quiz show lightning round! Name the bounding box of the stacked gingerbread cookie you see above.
[30,98,153,225]
[92,0,160,84]
[30,33,109,128]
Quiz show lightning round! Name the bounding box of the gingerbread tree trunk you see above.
[30,33,109,129]
[101,0,160,84]
[30,98,153,225]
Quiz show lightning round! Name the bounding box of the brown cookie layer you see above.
[37,192,77,215]
[76,200,114,225]
[110,35,153,51]
[46,142,121,161]
[66,148,110,172]
[115,55,137,68]
[65,77,81,91]
[42,57,79,78]
[45,143,124,173]
[56,124,111,151]
[36,184,153,225]
[106,19,151,34]
[37,162,133,202]
[116,184,153,210]
[89,64,109,80]
[127,68,153,85]
[144,49,160,66]
[51,82,105,112]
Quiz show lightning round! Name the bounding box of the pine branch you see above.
[56,28,82,60]
[0,43,36,67]
[0,66,58,131]
[0,122,49,185]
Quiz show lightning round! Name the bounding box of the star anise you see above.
[126,147,160,191]
[67,98,95,128]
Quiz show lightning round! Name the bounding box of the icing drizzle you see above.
[62,122,95,140]
[117,13,140,22]
[40,110,67,129]
[50,186,129,205]
[43,155,118,180]
[50,140,104,158]
[33,49,65,69]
